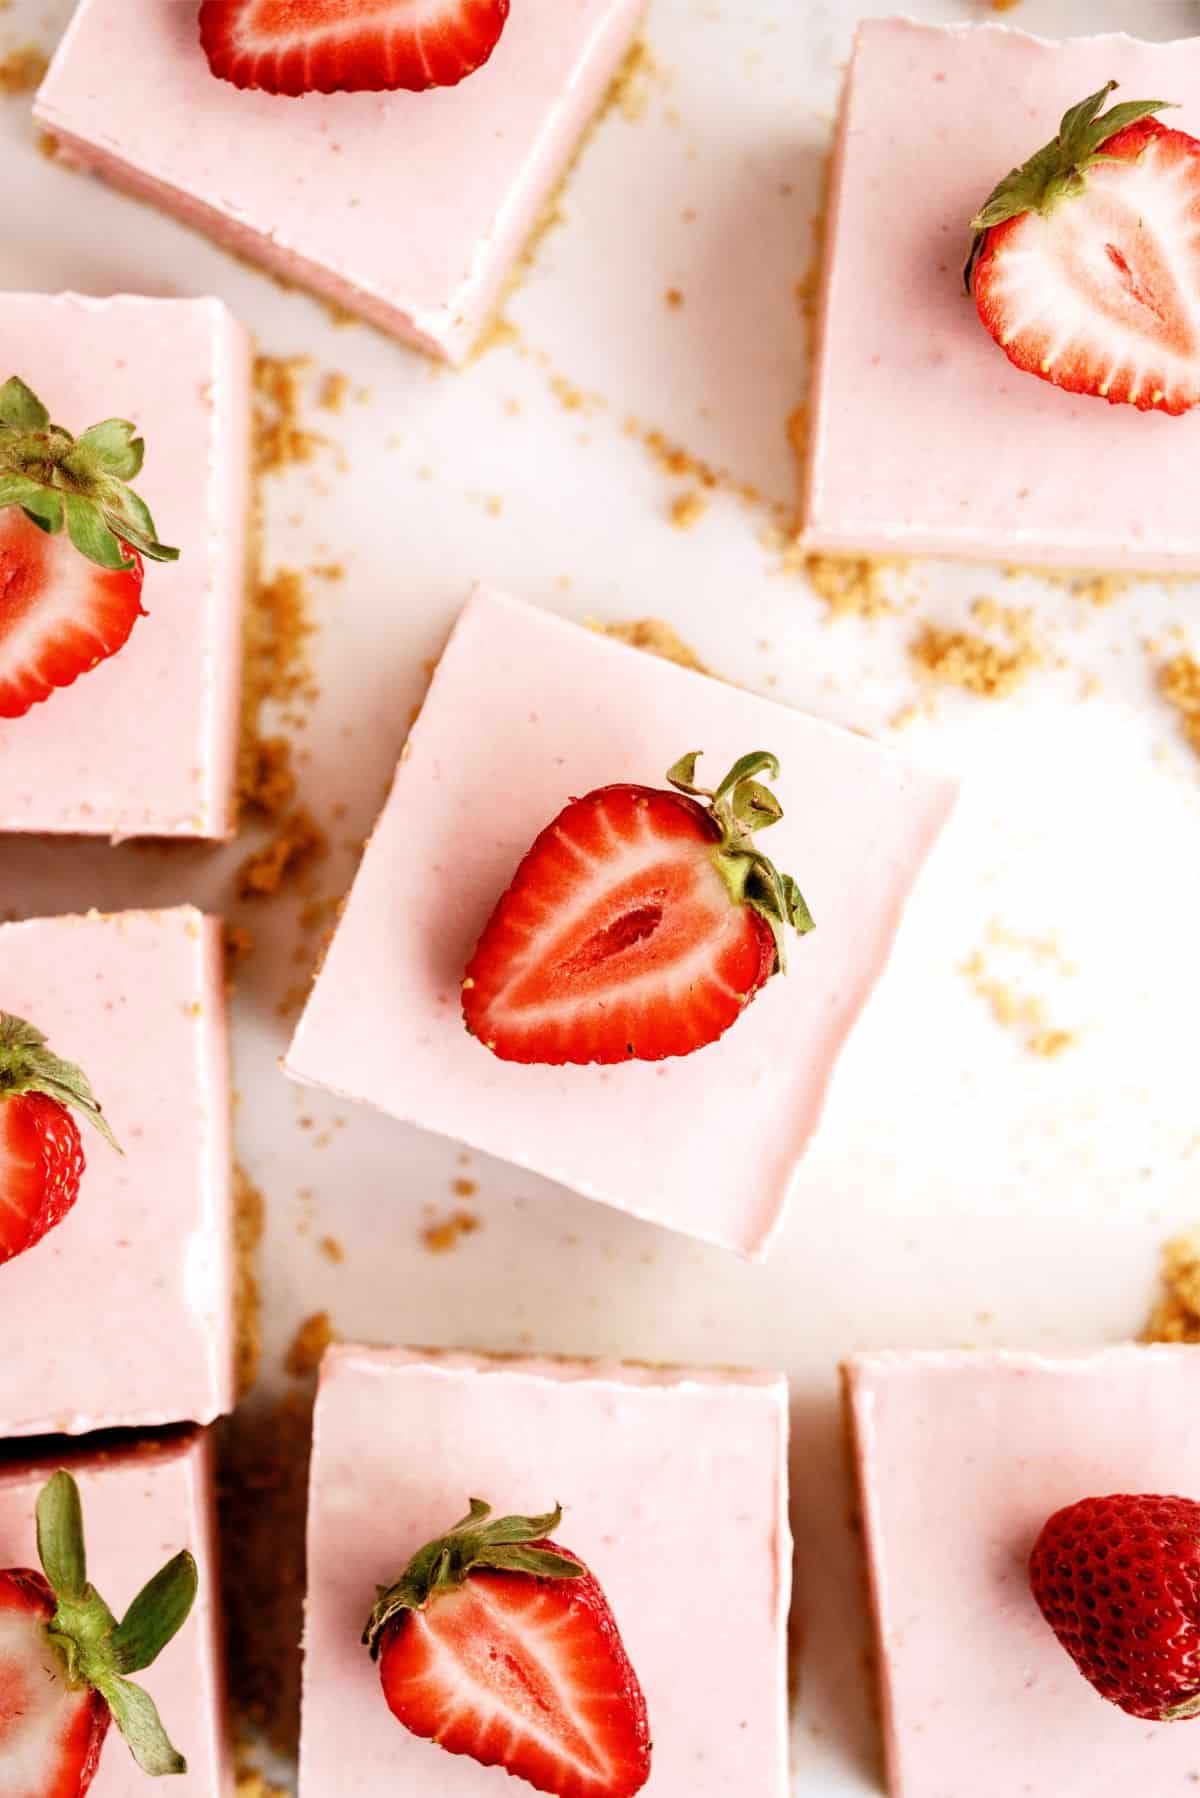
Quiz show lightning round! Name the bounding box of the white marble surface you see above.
[3,1,1200,1791]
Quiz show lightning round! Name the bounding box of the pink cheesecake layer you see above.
[35,0,644,365]
[0,294,250,840]
[300,1347,791,1796]
[804,21,1200,573]
[0,908,234,1436]
[0,1430,231,1796]
[847,1346,1200,1797]
[285,584,955,1259]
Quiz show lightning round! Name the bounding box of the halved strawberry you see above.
[198,0,511,96]
[0,1013,120,1267]
[462,750,815,1065]
[0,375,177,718]
[0,1470,198,1794]
[967,84,1200,413]
[364,1500,651,1798]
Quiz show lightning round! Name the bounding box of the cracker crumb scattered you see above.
[223,924,256,980]
[960,943,1077,1058]
[606,39,661,122]
[1144,1229,1200,1344]
[239,736,298,822]
[318,1235,345,1265]
[1161,653,1200,757]
[665,287,684,309]
[597,618,709,675]
[237,809,329,900]
[0,45,47,93]
[285,1311,335,1380]
[423,1212,482,1254]
[911,622,1039,699]
[453,1178,479,1199]
[233,1167,265,1399]
[669,490,707,531]
[802,555,897,621]
[253,355,322,474]
[318,371,349,414]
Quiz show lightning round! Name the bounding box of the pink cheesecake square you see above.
[0,292,250,841]
[846,1346,1200,1798]
[299,1347,792,1796]
[284,584,955,1258]
[803,20,1200,573]
[0,1429,231,1796]
[35,0,644,365]
[0,908,235,1436]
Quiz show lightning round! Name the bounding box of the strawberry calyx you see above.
[0,376,179,573]
[363,1499,584,1660]
[964,82,1175,291]
[35,1470,198,1777]
[666,749,815,973]
[0,1012,121,1153]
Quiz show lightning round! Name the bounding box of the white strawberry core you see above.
[0,1601,91,1797]
[993,134,1200,401]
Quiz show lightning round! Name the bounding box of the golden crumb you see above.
[1071,572,1128,608]
[237,809,329,900]
[960,944,1077,1058]
[669,490,707,531]
[253,355,322,474]
[318,1235,345,1265]
[803,555,897,621]
[233,1167,265,1399]
[606,39,661,123]
[218,1394,314,1759]
[37,129,58,158]
[1144,1229,1200,1344]
[0,45,46,93]
[1161,654,1200,757]
[239,736,298,822]
[1027,1027,1076,1059]
[222,924,256,980]
[665,287,684,309]
[597,618,709,675]
[911,623,1039,699]
[423,1212,482,1255]
[991,0,1021,10]
[318,371,349,414]
[453,1178,478,1199]
[285,1311,335,1380]
[251,568,318,708]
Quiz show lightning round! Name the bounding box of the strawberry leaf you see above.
[97,1675,188,1777]
[74,418,145,482]
[0,375,50,432]
[66,491,136,571]
[36,1471,88,1603]
[112,1552,198,1675]
[0,1010,122,1152]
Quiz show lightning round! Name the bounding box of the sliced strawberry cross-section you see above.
[365,1500,651,1798]
[968,84,1200,413]
[462,750,815,1065]
[198,0,511,95]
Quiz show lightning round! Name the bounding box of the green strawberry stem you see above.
[0,376,179,572]
[363,1500,583,1660]
[666,750,815,973]
[964,82,1174,291]
[0,1013,121,1152]
[36,1471,198,1778]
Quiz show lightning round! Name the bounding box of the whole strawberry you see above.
[462,750,815,1065]
[0,1012,120,1267]
[967,83,1200,414]
[1029,1493,1200,1720]
[0,375,178,718]
[0,1470,197,1793]
[364,1500,652,1797]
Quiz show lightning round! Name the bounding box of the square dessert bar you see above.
[846,1346,1200,1798]
[35,0,644,365]
[0,1429,231,1796]
[0,293,250,840]
[299,1347,792,1796]
[285,583,955,1259]
[0,908,235,1436]
[804,20,1200,573]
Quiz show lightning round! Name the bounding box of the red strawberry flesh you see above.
[0,510,145,720]
[378,1545,651,1798]
[199,0,511,95]
[0,1092,85,1267]
[0,1569,110,1798]
[1030,1493,1200,1720]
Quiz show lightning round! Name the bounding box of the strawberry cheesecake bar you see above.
[284,583,955,1259]
[846,1346,1200,1797]
[0,293,250,840]
[299,1346,792,1796]
[0,1429,231,1794]
[0,908,235,1436]
[803,20,1200,572]
[34,0,645,365]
